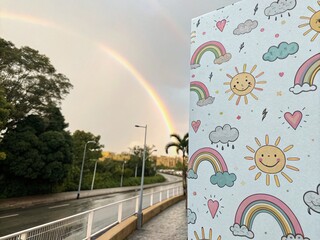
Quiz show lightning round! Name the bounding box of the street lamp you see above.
[91,159,98,190]
[135,124,147,229]
[120,161,126,187]
[77,140,96,199]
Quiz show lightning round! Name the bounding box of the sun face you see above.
[299,1,320,42]
[245,135,300,187]
[194,227,221,240]
[224,64,266,105]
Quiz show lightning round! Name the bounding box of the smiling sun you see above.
[245,135,300,187]
[224,64,266,106]
[299,1,320,42]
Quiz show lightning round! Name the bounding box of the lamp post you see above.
[135,124,147,229]
[77,140,95,199]
[91,159,98,190]
[120,161,126,187]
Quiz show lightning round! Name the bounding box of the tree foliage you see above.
[165,133,189,195]
[0,107,73,197]
[0,38,73,130]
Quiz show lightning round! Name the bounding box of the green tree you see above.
[165,133,189,196]
[0,38,73,131]
[0,87,11,160]
[65,130,104,191]
[0,107,73,197]
[127,145,157,177]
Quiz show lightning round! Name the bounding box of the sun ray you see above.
[274,137,281,146]
[286,165,299,171]
[249,165,256,170]
[265,135,269,145]
[274,175,280,187]
[236,96,241,105]
[298,23,310,28]
[311,32,319,42]
[235,66,239,73]
[243,64,247,72]
[250,92,258,100]
[228,93,235,101]
[281,172,293,183]
[254,87,263,91]
[226,74,233,79]
[245,156,254,160]
[225,89,232,93]
[303,28,313,36]
[300,16,310,20]
[194,231,200,240]
[244,95,248,104]
[250,64,257,74]
[246,145,255,153]
[255,172,262,180]
[266,174,270,186]
[307,6,316,13]
[287,157,300,161]
[255,137,261,146]
[255,72,264,78]
[283,145,293,152]
[224,81,231,85]
[256,81,267,84]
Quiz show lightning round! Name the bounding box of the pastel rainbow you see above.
[235,194,304,236]
[188,147,228,174]
[294,53,320,86]
[190,81,210,100]
[190,41,227,65]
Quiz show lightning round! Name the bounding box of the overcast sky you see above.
[0,0,239,156]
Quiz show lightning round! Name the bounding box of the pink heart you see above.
[216,19,226,32]
[284,111,302,130]
[191,120,201,133]
[279,72,284,77]
[208,199,219,218]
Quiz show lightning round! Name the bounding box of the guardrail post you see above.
[86,211,94,239]
[173,188,175,196]
[150,194,153,206]
[135,197,139,213]
[118,203,123,223]
[167,189,169,199]
[20,233,28,240]
[159,192,162,202]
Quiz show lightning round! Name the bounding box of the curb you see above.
[97,195,185,240]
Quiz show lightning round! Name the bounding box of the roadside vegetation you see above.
[0,38,165,198]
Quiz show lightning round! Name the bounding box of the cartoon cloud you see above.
[303,184,320,215]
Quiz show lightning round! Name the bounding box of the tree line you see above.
[0,38,164,198]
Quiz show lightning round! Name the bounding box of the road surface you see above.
[0,174,182,236]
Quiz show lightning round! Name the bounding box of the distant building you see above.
[101,151,182,168]
[156,155,182,167]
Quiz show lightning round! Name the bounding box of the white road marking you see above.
[48,204,70,209]
[0,214,19,219]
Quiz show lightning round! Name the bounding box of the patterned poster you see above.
[188,0,320,239]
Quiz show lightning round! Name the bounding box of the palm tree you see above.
[165,133,188,196]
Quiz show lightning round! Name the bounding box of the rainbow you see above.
[231,194,305,239]
[190,41,231,68]
[294,53,320,86]
[190,81,210,100]
[0,10,175,134]
[290,53,320,94]
[188,147,228,174]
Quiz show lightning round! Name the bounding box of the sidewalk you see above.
[127,200,187,240]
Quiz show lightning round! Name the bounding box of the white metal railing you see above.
[0,186,183,240]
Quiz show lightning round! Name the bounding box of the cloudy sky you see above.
[0,0,239,156]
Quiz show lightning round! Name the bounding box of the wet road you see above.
[0,174,182,237]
